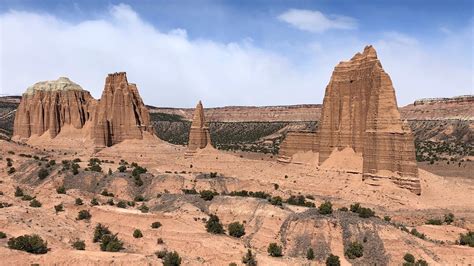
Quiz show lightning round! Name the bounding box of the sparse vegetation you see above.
[200,190,218,201]
[77,210,91,220]
[72,240,85,250]
[133,229,143,238]
[242,249,257,266]
[267,242,283,257]
[306,247,315,260]
[151,221,162,229]
[403,253,415,263]
[326,254,341,266]
[7,234,48,254]
[162,250,182,266]
[410,228,426,239]
[75,198,84,206]
[350,203,375,218]
[459,231,474,247]
[286,195,315,207]
[117,201,127,208]
[384,216,392,222]
[93,223,123,252]
[29,199,42,208]
[138,204,149,213]
[91,198,99,206]
[7,167,16,174]
[206,214,224,234]
[14,187,24,197]
[444,213,454,225]
[37,168,49,179]
[54,203,64,213]
[268,196,283,206]
[118,165,126,172]
[345,241,363,259]
[56,186,66,194]
[318,201,333,215]
[228,222,245,238]
[101,189,114,197]
[0,231,6,239]
[426,218,442,225]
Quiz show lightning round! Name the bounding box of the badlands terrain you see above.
[0,47,473,266]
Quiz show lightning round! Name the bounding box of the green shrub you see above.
[426,219,442,225]
[163,250,182,266]
[267,242,282,257]
[133,229,143,238]
[306,247,315,260]
[384,216,391,222]
[77,210,91,220]
[151,222,162,229]
[132,166,147,177]
[29,199,42,208]
[91,198,99,206]
[459,231,474,247]
[350,203,361,213]
[56,186,66,194]
[242,249,257,266]
[269,196,283,206]
[182,188,198,194]
[403,253,415,263]
[75,198,84,206]
[138,204,149,213]
[14,187,24,197]
[0,231,6,238]
[410,228,426,239]
[54,204,64,213]
[118,165,126,172]
[156,249,168,258]
[21,194,34,201]
[101,189,114,197]
[345,241,363,259]
[107,199,114,206]
[134,195,145,202]
[7,234,48,254]
[8,167,16,174]
[37,168,49,179]
[326,254,340,266]
[200,190,218,201]
[89,164,102,173]
[206,214,224,234]
[7,160,13,167]
[416,259,428,266]
[93,223,111,242]
[100,233,123,252]
[339,207,348,212]
[444,213,454,225]
[72,240,85,250]
[117,201,127,208]
[358,207,375,218]
[318,201,333,215]
[228,222,245,238]
[286,195,315,207]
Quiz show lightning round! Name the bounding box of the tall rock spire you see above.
[92,72,153,148]
[187,100,211,151]
[317,45,421,194]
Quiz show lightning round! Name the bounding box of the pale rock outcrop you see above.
[13,77,94,139]
[92,72,153,148]
[317,45,420,194]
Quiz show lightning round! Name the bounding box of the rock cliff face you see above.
[187,101,211,151]
[92,72,152,147]
[13,77,94,139]
[278,131,318,162]
[317,45,420,194]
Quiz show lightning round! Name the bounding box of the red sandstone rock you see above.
[13,77,94,139]
[187,101,211,151]
[278,131,318,162]
[92,72,152,148]
[317,45,420,194]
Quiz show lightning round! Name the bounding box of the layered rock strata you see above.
[186,101,211,157]
[277,131,318,163]
[317,45,420,194]
[13,77,94,139]
[92,72,153,148]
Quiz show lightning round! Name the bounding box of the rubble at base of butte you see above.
[12,72,153,151]
[185,100,212,158]
[278,45,421,194]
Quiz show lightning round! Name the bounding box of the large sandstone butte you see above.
[13,77,94,139]
[92,72,153,148]
[318,45,420,194]
[187,101,211,152]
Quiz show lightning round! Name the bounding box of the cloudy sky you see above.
[0,0,472,107]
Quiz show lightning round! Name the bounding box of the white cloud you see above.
[278,9,357,33]
[0,4,472,108]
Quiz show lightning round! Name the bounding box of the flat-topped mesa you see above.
[92,72,153,148]
[318,45,421,194]
[187,100,211,151]
[13,77,94,139]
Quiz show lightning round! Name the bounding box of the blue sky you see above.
[0,0,472,107]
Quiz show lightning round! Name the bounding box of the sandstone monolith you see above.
[278,131,318,162]
[187,101,211,152]
[13,77,94,139]
[92,72,152,148]
[318,45,420,194]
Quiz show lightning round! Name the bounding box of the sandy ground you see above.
[1,139,473,265]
